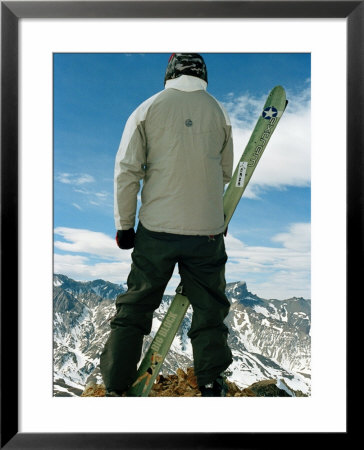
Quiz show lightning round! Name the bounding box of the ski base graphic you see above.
[128,291,188,396]
[126,86,287,397]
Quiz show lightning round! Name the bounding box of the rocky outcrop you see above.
[81,367,301,397]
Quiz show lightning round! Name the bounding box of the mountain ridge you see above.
[53,274,311,397]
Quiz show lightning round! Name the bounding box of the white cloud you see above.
[77,174,95,184]
[56,173,95,185]
[53,227,181,290]
[54,253,132,284]
[54,224,310,300]
[88,191,111,207]
[73,187,89,194]
[54,251,182,292]
[272,222,310,252]
[225,223,311,299]
[95,192,108,199]
[254,270,310,300]
[224,87,310,198]
[69,185,112,208]
[54,227,133,284]
[54,227,131,261]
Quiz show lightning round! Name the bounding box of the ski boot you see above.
[199,374,228,397]
[105,389,124,397]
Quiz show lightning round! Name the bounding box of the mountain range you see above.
[53,274,311,397]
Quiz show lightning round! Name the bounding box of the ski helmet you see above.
[164,53,208,85]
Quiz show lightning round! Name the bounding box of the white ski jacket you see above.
[114,75,234,235]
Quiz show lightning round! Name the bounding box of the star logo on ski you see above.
[262,106,278,120]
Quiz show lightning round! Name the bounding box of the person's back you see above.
[141,77,232,234]
[114,69,233,236]
[101,54,234,397]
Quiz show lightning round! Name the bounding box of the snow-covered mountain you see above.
[53,274,311,397]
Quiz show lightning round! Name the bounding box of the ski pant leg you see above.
[178,234,233,387]
[100,223,176,392]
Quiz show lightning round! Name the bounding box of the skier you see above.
[100,53,234,397]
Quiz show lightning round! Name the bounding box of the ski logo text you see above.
[248,116,277,168]
[150,311,178,353]
[236,161,248,188]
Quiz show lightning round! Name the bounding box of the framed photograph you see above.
[2,1,360,448]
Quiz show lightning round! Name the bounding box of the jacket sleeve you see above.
[217,102,234,185]
[221,123,234,185]
[114,107,147,230]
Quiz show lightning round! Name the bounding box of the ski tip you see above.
[265,86,287,110]
[272,85,286,95]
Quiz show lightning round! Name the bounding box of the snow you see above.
[54,312,63,325]
[293,312,308,318]
[282,373,311,395]
[53,385,79,397]
[151,317,162,334]
[54,278,63,287]
[54,303,99,387]
[229,349,311,396]
[53,276,311,397]
[276,379,295,397]
[280,305,288,322]
[72,347,86,369]
[267,303,282,321]
[253,305,270,317]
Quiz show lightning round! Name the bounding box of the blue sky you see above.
[54,53,311,300]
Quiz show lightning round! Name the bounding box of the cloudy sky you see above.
[53,53,310,300]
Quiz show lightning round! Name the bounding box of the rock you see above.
[183,391,196,397]
[226,380,240,395]
[186,368,198,389]
[81,382,106,397]
[186,367,194,377]
[243,379,291,397]
[176,368,187,381]
[175,384,187,395]
[155,374,166,384]
[239,388,255,397]
[80,369,293,397]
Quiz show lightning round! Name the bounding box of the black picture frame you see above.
[1,1,359,448]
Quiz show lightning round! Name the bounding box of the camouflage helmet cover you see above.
[164,53,208,85]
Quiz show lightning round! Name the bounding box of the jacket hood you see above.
[165,75,207,92]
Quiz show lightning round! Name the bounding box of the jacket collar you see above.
[165,75,207,92]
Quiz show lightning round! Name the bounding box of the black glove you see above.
[115,229,135,249]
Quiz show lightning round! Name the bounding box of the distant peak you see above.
[53,274,69,286]
[228,281,247,289]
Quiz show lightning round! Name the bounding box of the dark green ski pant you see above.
[100,222,233,392]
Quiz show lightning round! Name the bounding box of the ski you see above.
[126,85,288,397]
